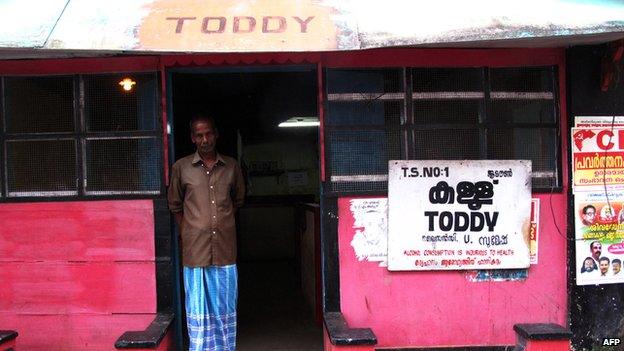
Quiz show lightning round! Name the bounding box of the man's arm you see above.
[233,162,246,209]
[173,212,184,228]
[167,162,185,231]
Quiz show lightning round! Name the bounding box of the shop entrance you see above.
[169,66,322,350]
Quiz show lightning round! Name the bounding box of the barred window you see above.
[0,73,161,198]
[324,69,405,193]
[324,66,560,194]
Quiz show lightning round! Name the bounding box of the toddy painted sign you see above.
[137,0,341,52]
[572,126,624,191]
[387,160,532,271]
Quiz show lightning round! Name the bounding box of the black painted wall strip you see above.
[321,188,340,312]
[154,198,173,312]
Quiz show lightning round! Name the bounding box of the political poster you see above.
[571,126,624,192]
[574,190,624,285]
[573,116,624,285]
[387,160,532,271]
[575,116,624,127]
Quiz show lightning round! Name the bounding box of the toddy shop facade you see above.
[1,1,624,350]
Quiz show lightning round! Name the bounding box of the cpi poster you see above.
[387,160,532,271]
[573,116,624,285]
[571,125,624,192]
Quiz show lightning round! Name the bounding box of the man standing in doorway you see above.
[168,114,245,351]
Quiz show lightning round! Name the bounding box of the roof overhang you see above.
[1,0,624,60]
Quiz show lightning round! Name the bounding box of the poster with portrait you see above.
[387,160,532,271]
[575,239,624,285]
[574,190,624,285]
[348,198,388,266]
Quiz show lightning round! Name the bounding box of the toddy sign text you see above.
[166,16,315,34]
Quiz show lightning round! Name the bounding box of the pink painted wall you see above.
[338,193,568,347]
[0,200,157,350]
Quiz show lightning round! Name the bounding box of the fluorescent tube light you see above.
[278,116,320,128]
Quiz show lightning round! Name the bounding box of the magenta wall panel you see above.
[0,262,156,314]
[0,200,157,350]
[0,314,155,351]
[0,200,154,262]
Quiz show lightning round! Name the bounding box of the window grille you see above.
[324,66,560,194]
[4,76,75,133]
[84,74,158,132]
[84,137,161,194]
[6,139,77,197]
[324,69,405,193]
[0,73,161,198]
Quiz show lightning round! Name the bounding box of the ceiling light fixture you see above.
[278,116,320,128]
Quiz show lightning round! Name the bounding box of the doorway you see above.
[170,66,322,351]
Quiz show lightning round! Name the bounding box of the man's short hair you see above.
[590,240,601,250]
[600,256,610,264]
[582,205,596,214]
[613,259,621,265]
[189,113,218,132]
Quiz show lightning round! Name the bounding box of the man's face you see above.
[583,207,596,224]
[591,242,602,259]
[191,120,218,155]
[600,260,610,274]
[613,262,621,274]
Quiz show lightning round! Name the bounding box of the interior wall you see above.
[567,44,624,350]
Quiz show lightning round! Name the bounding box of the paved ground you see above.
[237,260,323,351]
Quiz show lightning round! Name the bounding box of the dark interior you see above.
[171,67,322,351]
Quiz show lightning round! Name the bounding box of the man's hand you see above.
[173,212,184,236]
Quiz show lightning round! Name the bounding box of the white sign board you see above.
[387,160,532,271]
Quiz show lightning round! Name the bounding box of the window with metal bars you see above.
[324,69,405,193]
[324,66,560,194]
[0,73,162,198]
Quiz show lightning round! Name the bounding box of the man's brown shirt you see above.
[168,152,245,267]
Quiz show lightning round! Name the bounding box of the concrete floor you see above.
[237,260,323,351]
